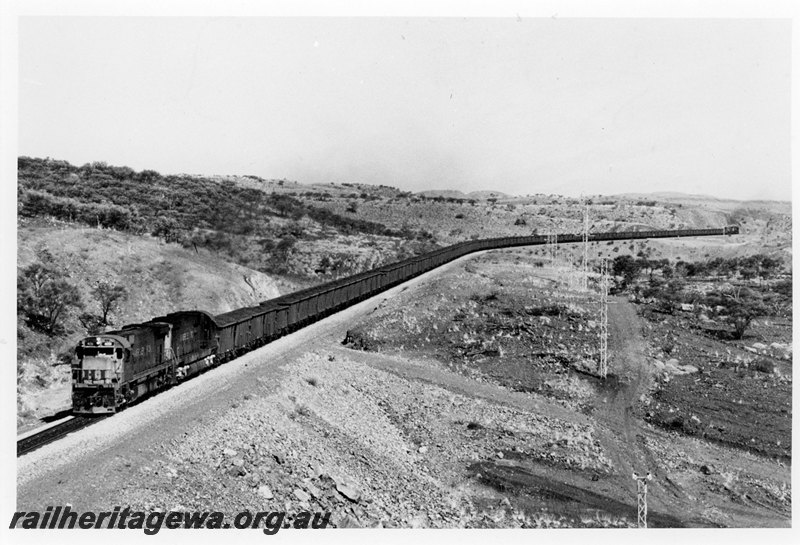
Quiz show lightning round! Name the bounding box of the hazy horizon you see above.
[19,17,791,202]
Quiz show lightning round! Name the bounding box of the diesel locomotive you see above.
[72,225,738,414]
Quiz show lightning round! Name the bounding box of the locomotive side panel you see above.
[119,323,171,379]
[154,311,218,367]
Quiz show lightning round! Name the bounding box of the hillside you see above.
[16,220,284,424]
[18,222,285,319]
[19,157,790,277]
[283,190,790,264]
[17,157,437,282]
[15,156,792,428]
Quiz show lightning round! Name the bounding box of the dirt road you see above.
[593,298,790,527]
[593,298,697,524]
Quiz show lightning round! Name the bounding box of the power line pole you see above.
[599,258,609,379]
[545,233,552,264]
[632,472,653,528]
[582,197,589,291]
[555,233,561,267]
[547,232,559,266]
[569,261,580,291]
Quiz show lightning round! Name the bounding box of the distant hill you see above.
[416,189,515,200]
[416,189,468,199]
[616,191,720,201]
[615,191,791,212]
[466,190,514,200]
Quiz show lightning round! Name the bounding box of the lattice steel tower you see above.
[581,198,589,291]
[632,472,652,528]
[547,233,558,266]
[599,258,609,379]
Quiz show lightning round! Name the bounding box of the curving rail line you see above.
[27,226,738,452]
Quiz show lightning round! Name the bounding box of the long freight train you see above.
[72,226,738,414]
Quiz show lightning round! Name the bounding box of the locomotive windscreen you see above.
[83,347,116,355]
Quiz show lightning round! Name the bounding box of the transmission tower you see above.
[581,198,589,290]
[599,258,609,379]
[632,472,653,528]
[546,233,559,266]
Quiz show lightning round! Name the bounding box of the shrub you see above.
[17,252,82,335]
[703,287,768,339]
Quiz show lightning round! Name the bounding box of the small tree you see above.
[276,235,296,256]
[612,255,641,289]
[91,279,127,325]
[17,257,82,335]
[78,313,106,335]
[759,256,782,278]
[739,267,757,281]
[152,216,180,243]
[642,278,685,314]
[705,287,768,340]
[258,238,276,252]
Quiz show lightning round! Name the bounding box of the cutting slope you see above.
[17,221,284,426]
[18,223,283,320]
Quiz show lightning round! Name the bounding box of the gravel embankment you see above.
[109,350,612,527]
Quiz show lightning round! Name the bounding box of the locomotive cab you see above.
[723,225,740,235]
[72,335,129,414]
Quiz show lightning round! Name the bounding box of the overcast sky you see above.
[18,17,791,201]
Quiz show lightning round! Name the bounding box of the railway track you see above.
[30,227,737,454]
[17,416,104,457]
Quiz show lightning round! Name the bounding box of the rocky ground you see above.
[114,350,615,528]
[343,252,605,412]
[18,249,790,529]
[336,249,791,527]
[639,304,792,461]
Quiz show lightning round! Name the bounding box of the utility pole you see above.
[569,262,580,291]
[632,472,653,528]
[599,258,609,379]
[555,233,561,267]
[581,197,589,291]
[547,233,558,266]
